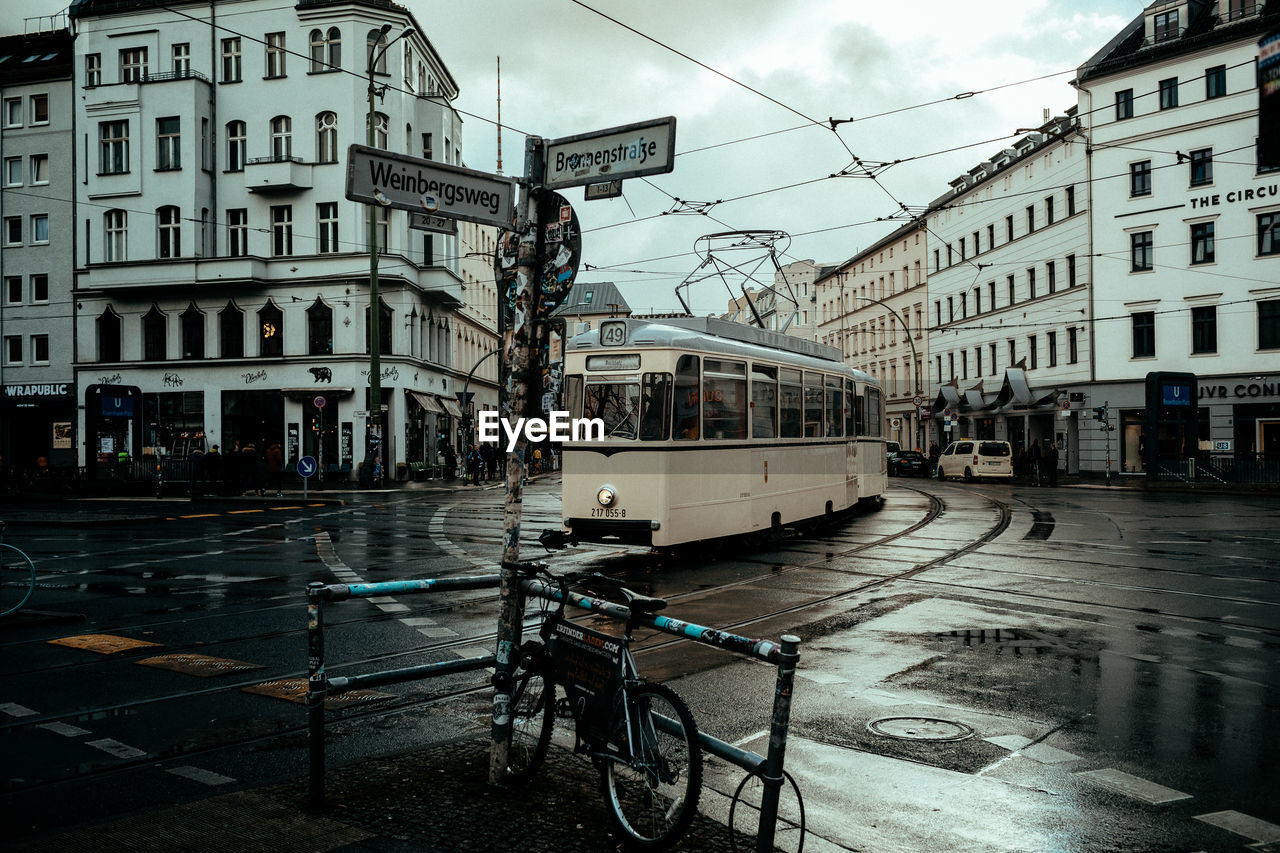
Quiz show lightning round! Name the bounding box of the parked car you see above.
[891,449,930,477]
[936,439,1013,481]
[885,440,901,471]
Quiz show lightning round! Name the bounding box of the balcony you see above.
[244,156,313,193]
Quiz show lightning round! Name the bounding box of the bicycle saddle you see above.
[620,587,667,614]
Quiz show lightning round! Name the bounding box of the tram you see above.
[559,316,886,548]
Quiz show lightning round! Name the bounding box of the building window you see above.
[307,299,333,355]
[227,208,248,257]
[975,347,983,377]
[201,118,209,170]
[1131,231,1153,272]
[1066,185,1076,216]
[27,212,49,245]
[1047,260,1056,294]
[259,301,283,357]
[1007,274,1015,305]
[1132,312,1155,358]
[226,120,246,171]
[156,116,181,170]
[1190,222,1215,264]
[181,305,204,359]
[4,276,20,304]
[422,132,433,159]
[219,302,244,358]
[4,216,20,245]
[1259,212,1280,256]
[99,120,129,174]
[104,209,127,261]
[1154,9,1179,41]
[1189,148,1212,186]
[373,206,389,253]
[29,94,48,125]
[1027,267,1037,299]
[85,53,101,87]
[31,334,49,363]
[270,116,292,159]
[365,300,393,355]
[974,287,982,314]
[1191,305,1217,354]
[1068,327,1079,363]
[270,205,292,256]
[989,342,997,374]
[2,97,20,128]
[1116,89,1134,120]
[172,42,190,75]
[1,157,17,188]
[1206,65,1226,99]
[1047,331,1058,367]
[1228,0,1257,21]
[961,350,968,380]
[310,27,341,72]
[988,280,995,309]
[221,38,241,82]
[317,202,339,253]
[265,32,286,78]
[316,112,338,162]
[30,274,48,303]
[4,335,22,365]
[1130,160,1152,196]
[143,305,167,361]
[369,111,388,149]
[1045,196,1055,225]
[1028,335,1038,369]
[120,47,147,83]
[1067,255,1076,287]
[98,308,122,361]
[948,352,955,381]
[1025,205,1035,233]
[367,29,389,74]
[1260,300,1280,349]
[947,296,954,323]
[1007,339,1016,365]
[157,205,181,258]
[1159,77,1178,109]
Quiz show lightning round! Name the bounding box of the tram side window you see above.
[751,364,777,439]
[703,358,747,440]
[583,381,640,439]
[825,375,843,438]
[803,372,824,437]
[866,387,882,437]
[779,368,802,437]
[639,372,671,441]
[673,354,700,440]
[845,379,856,436]
[564,374,583,420]
[854,390,864,436]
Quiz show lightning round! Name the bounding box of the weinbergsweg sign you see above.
[345,144,516,229]
[543,117,675,190]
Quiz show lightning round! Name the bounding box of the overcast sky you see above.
[3,1,1140,315]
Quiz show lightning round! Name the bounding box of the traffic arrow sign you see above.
[297,456,317,478]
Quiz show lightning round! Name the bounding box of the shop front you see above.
[1,381,76,485]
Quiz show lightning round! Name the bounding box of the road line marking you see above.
[0,702,38,717]
[180,513,220,519]
[86,738,148,760]
[376,603,410,613]
[227,509,262,515]
[166,765,236,786]
[984,734,1032,750]
[1195,811,1280,843]
[1074,768,1191,804]
[37,721,91,737]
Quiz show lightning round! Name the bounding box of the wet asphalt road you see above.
[0,477,1277,852]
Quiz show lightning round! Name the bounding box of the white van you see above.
[936,439,1013,481]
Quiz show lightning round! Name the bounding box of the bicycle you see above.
[0,521,36,617]
[501,561,703,851]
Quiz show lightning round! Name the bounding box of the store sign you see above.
[4,382,70,400]
[1199,380,1279,400]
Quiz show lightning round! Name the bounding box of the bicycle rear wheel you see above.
[601,680,703,850]
[1,542,36,617]
[505,642,555,782]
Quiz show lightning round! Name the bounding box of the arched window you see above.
[104,209,127,262]
[364,299,393,355]
[98,307,122,361]
[259,300,283,357]
[326,27,341,69]
[366,28,388,74]
[316,111,338,163]
[309,28,340,72]
[368,111,388,149]
[157,205,181,258]
[226,120,246,171]
[307,298,333,355]
[181,304,204,359]
[269,115,291,160]
[219,301,244,358]
[143,305,167,361]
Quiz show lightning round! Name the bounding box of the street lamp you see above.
[845,283,922,447]
[363,23,414,488]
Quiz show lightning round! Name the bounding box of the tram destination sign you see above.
[543,117,676,190]
[345,144,516,229]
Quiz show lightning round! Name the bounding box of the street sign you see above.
[1213,439,1232,452]
[584,179,623,201]
[313,396,326,409]
[913,395,923,406]
[920,406,932,420]
[543,116,676,190]
[345,144,516,229]
[409,212,459,234]
[297,456,318,478]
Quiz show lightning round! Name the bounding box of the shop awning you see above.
[439,396,464,418]
[991,368,1056,410]
[932,382,962,412]
[408,390,445,415]
[963,387,994,411]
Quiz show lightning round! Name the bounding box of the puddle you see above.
[932,628,1081,658]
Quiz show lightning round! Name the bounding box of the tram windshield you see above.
[583,382,641,439]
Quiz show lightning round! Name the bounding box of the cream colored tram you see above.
[560,317,886,548]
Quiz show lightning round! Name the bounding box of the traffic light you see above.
[1093,405,1107,420]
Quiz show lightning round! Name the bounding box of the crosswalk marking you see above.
[166,765,236,786]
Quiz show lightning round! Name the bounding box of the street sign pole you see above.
[489,136,544,784]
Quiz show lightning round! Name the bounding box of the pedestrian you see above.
[265,442,284,496]
[532,446,543,474]
[441,444,457,480]
[187,446,205,496]
[466,445,483,485]
[204,444,223,493]
[1045,441,1060,486]
[484,444,498,481]
[927,441,941,477]
[1028,439,1043,486]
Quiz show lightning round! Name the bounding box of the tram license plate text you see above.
[591,507,627,518]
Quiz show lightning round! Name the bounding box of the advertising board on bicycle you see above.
[546,618,622,741]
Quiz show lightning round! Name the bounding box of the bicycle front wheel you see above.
[0,542,36,617]
[505,642,555,782]
[601,680,703,850]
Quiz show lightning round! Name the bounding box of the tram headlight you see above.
[596,485,616,507]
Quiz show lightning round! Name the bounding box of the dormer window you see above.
[1225,0,1257,22]
[1153,9,1179,41]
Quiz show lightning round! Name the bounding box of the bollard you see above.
[306,581,327,809]
[756,634,800,853]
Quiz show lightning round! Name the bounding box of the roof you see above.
[551,281,631,317]
[0,30,73,84]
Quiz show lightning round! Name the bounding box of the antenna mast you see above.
[495,56,503,175]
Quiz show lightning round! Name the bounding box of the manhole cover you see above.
[867,716,975,742]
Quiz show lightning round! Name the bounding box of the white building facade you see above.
[1075,0,1280,474]
[67,0,496,481]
